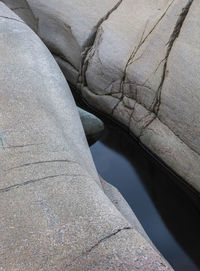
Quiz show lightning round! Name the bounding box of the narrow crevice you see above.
[24,0,39,32]
[83,0,123,49]
[151,0,194,114]
[65,227,132,268]
[78,1,175,115]
[11,7,28,11]
[78,0,123,88]
[112,0,175,116]
[79,28,103,88]
[119,0,194,138]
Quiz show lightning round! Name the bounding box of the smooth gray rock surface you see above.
[78,107,104,140]
[18,0,200,193]
[0,3,173,271]
[1,0,37,31]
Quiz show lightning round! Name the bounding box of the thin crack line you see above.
[0,15,24,24]
[0,173,84,193]
[112,0,175,116]
[123,0,175,84]
[0,143,43,149]
[137,0,194,132]
[4,159,78,172]
[65,227,132,268]
[12,7,28,11]
[151,0,194,114]
[78,0,123,88]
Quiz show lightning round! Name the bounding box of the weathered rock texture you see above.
[0,3,173,270]
[15,0,200,193]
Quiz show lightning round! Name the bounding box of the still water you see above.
[90,120,200,271]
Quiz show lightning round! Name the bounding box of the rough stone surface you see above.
[18,0,200,193]
[64,229,172,271]
[0,4,173,271]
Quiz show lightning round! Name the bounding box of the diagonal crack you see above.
[123,0,175,81]
[3,159,78,172]
[0,15,24,24]
[111,0,175,116]
[128,0,176,67]
[79,0,123,88]
[11,7,27,11]
[151,0,194,115]
[86,227,132,253]
[83,0,123,49]
[0,173,84,193]
[65,227,132,268]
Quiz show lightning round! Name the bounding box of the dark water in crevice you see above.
[89,120,200,271]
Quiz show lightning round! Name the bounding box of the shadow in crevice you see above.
[90,120,200,271]
[74,90,200,271]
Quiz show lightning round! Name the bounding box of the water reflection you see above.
[90,122,200,271]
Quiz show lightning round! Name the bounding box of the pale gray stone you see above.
[78,107,104,143]
[17,0,200,194]
[26,0,122,70]
[0,3,173,271]
[1,0,37,31]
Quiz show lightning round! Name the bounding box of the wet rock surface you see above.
[90,115,200,271]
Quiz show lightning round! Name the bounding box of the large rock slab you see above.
[18,0,200,193]
[0,3,173,271]
[27,0,122,72]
